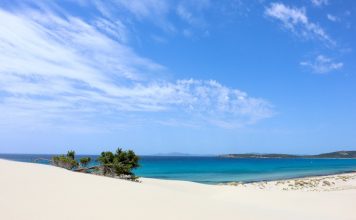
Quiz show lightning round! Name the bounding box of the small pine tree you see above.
[67,150,75,160]
[52,150,78,170]
[79,157,91,167]
[97,148,140,178]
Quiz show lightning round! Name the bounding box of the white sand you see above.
[0,159,355,220]
[223,172,356,191]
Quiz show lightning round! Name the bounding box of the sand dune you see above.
[0,159,355,220]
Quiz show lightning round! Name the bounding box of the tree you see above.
[79,157,91,167]
[97,148,140,178]
[52,150,78,170]
[67,150,75,160]
[97,151,115,175]
[47,148,139,181]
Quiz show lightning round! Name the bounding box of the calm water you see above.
[1,154,356,184]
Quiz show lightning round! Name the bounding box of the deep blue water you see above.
[1,154,356,184]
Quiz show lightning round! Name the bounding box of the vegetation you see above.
[67,150,75,160]
[97,148,140,179]
[79,157,91,167]
[48,148,140,181]
[52,151,79,170]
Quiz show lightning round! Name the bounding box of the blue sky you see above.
[0,0,355,155]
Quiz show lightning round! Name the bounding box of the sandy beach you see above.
[223,172,356,191]
[0,159,355,220]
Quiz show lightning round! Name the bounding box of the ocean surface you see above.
[1,154,356,184]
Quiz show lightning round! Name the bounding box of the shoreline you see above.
[223,171,356,191]
[1,159,355,220]
[1,158,356,188]
[0,157,356,185]
[219,169,356,185]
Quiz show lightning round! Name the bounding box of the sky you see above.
[0,0,355,155]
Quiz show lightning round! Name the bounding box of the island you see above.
[220,150,356,159]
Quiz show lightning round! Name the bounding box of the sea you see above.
[1,154,356,184]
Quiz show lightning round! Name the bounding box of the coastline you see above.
[1,159,356,220]
[2,154,356,184]
[220,169,356,185]
[222,171,356,191]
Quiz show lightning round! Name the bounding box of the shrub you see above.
[67,150,75,160]
[97,148,140,178]
[50,148,139,180]
[52,150,78,170]
[52,155,78,170]
[79,157,91,167]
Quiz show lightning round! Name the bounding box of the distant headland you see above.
[220,151,356,159]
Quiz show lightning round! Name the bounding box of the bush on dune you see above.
[52,151,79,170]
[79,157,91,167]
[49,148,140,181]
[97,148,140,180]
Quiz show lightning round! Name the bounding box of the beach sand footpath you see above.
[0,159,355,220]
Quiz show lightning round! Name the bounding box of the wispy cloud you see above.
[300,55,343,74]
[311,0,328,7]
[0,6,274,130]
[115,0,170,19]
[176,0,210,26]
[327,14,339,22]
[90,0,244,38]
[176,0,211,37]
[265,3,334,45]
[114,0,176,32]
[94,17,129,43]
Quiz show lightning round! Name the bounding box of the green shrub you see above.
[97,148,140,178]
[51,148,139,180]
[79,157,91,167]
[67,150,75,160]
[52,150,78,170]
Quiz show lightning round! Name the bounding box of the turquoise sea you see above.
[1,154,356,184]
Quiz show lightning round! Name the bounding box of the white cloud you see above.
[177,5,197,25]
[66,0,249,40]
[300,55,343,74]
[91,0,245,38]
[114,0,170,19]
[94,0,176,33]
[94,18,129,43]
[327,14,339,22]
[265,3,333,44]
[176,0,210,27]
[311,0,328,7]
[0,7,274,129]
